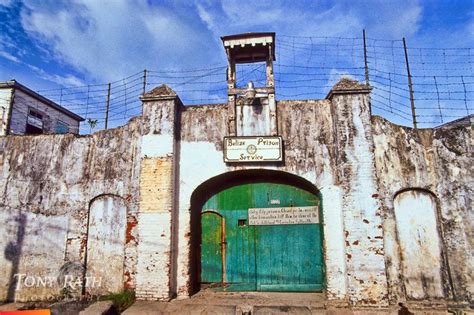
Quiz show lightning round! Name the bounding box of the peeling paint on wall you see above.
[373,116,472,303]
[394,190,444,299]
[0,79,471,308]
[86,195,127,295]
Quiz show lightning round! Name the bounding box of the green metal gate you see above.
[200,182,324,292]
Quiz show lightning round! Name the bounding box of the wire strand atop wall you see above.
[24,33,473,134]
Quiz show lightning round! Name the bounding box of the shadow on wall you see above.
[4,213,26,302]
[1,196,129,302]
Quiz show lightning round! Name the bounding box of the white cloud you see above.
[194,1,423,39]
[216,1,362,39]
[0,50,20,63]
[25,64,84,87]
[12,0,472,92]
[359,2,423,38]
[19,0,219,82]
[220,2,284,27]
[0,34,22,64]
[196,3,219,37]
[325,68,355,91]
[0,0,12,7]
[15,0,427,86]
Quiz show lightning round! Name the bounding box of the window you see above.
[28,108,43,120]
[56,120,69,134]
[26,107,44,134]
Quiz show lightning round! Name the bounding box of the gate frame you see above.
[201,210,227,285]
[189,169,325,295]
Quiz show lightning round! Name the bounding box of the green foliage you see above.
[102,289,135,312]
[87,118,98,132]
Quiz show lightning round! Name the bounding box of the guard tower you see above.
[221,32,277,136]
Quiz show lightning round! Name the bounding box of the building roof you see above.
[142,84,177,98]
[326,77,371,99]
[221,32,276,43]
[0,80,85,122]
[221,32,276,63]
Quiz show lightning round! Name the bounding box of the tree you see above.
[87,118,98,133]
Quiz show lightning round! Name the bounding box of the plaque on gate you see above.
[248,206,319,225]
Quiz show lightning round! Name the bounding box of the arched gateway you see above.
[190,170,325,293]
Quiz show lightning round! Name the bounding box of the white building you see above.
[0,80,84,136]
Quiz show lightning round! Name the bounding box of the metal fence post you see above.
[104,83,111,129]
[461,76,470,116]
[403,37,417,129]
[363,29,370,85]
[142,69,147,94]
[433,76,443,123]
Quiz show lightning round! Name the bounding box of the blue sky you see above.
[0,0,472,89]
[0,0,472,131]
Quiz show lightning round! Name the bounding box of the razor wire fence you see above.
[28,32,473,134]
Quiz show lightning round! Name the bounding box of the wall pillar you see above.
[327,78,388,305]
[135,85,181,300]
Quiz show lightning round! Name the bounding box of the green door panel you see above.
[256,224,323,290]
[223,208,256,288]
[200,182,324,292]
[201,212,223,283]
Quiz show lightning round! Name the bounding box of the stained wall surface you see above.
[393,190,444,299]
[373,116,473,303]
[0,80,471,308]
[86,195,127,295]
[0,119,141,301]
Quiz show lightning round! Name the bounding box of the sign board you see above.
[223,136,283,163]
[248,206,319,225]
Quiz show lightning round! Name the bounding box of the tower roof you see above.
[221,32,276,63]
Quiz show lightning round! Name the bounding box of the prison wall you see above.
[171,79,390,305]
[0,79,471,308]
[0,119,142,301]
[373,116,473,304]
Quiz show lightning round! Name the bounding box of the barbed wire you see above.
[4,33,470,134]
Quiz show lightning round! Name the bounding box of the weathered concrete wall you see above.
[86,195,127,295]
[0,209,68,301]
[0,118,142,301]
[0,79,471,309]
[174,94,374,303]
[327,84,388,305]
[134,85,180,300]
[236,97,272,136]
[393,190,444,299]
[373,116,473,304]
